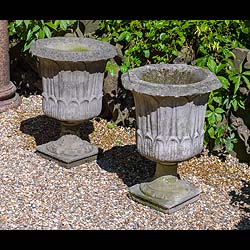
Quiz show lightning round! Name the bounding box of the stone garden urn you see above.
[121,64,221,213]
[30,37,117,168]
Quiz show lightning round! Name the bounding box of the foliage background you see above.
[8,20,250,155]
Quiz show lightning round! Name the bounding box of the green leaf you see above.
[15,20,23,27]
[215,108,224,113]
[242,70,250,76]
[216,126,225,137]
[125,32,132,42]
[160,33,167,40]
[144,49,150,58]
[215,137,221,146]
[195,57,207,67]
[43,26,51,38]
[218,76,229,90]
[59,21,68,30]
[118,31,127,41]
[206,110,213,117]
[135,31,143,38]
[38,28,45,39]
[23,40,32,51]
[207,113,216,126]
[45,22,56,30]
[32,25,40,33]
[215,113,222,122]
[208,104,215,111]
[26,29,32,41]
[238,100,245,109]
[208,127,215,139]
[207,57,217,73]
[242,75,250,88]
[24,20,30,28]
[231,98,238,111]
[107,123,115,129]
[213,96,223,105]
[215,63,225,74]
[233,75,241,94]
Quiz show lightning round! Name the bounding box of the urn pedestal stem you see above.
[60,121,81,137]
[154,163,178,179]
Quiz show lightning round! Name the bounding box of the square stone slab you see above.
[36,134,98,168]
[128,175,201,214]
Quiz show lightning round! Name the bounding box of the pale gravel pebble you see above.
[0,95,249,230]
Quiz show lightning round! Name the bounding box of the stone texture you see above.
[121,64,221,97]
[232,47,249,72]
[129,175,201,214]
[122,64,221,164]
[39,58,106,121]
[121,63,221,213]
[31,37,117,167]
[36,134,98,168]
[30,37,117,62]
[133,92,209,163]
[0,20,21,112]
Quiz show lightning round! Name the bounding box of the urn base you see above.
[36,134,98,168]
[129,175,201,214]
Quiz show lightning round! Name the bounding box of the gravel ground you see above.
[0,95,249,230]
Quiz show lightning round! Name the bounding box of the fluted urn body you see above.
[121,64,221,213]
[30,37,117,167]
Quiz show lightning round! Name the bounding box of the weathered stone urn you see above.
[121,64,221,213]
[30,37,117,168]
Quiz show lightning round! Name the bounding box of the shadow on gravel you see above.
[229,179,250,230]
[96,145,155,187]
[20,115,94,146]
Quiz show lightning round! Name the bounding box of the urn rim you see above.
[30,37,117,62]
[121,64,222,97]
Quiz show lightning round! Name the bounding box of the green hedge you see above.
[96,20,250,153]
[8,20,250,154]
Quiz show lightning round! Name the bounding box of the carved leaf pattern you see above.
[134,92,207,162]
[40,58,104,121]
